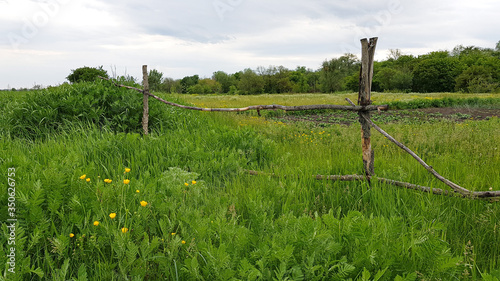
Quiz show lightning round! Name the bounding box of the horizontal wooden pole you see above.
[100,76,388,113]
[246,170,500,199]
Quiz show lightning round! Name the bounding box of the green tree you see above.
[237,69,264,95]
[180,75,199,93]
[306,70,320,92]
[147,69,164,92]
[161,78,182,93]
[187,79,221,94]
[455,65,498,93]
[373,66,413,92]
[66,66,108,83]
[412,57,463,92]
[213,71,235,93]
[320,54,359,93]
[290,66,310,93]
[391,68,413,92]
[258,65,292,93]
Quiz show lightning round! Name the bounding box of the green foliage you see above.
[180,75,199,93]
[148,43,499,95]
[160,77,182,93]
[238,69,265,95]
[320,54,359,93]
[374,67,413,93]
[412,57,463,92]
[147,69,164,92]
[3,80,185,140]
[187,78,221,94]
[1,91,500,280]
[455,65,499,93]
[385,97,500,109]
[66,66,108,83]
[258,65,293,94]
[213,71,236,93]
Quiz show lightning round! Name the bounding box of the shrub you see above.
[8,80,143,139]
[66,66,108,83]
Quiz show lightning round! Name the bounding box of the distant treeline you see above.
[59,42,500,95]
[154,43,500,94]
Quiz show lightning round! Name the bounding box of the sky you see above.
[0,0,499,89]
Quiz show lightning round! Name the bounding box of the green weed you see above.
[0,88,499,280]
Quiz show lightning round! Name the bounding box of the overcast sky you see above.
[1,0,499,89]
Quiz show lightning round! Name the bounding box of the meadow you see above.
[0,82,500,280]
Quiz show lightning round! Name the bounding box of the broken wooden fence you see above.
[100,37,499,199]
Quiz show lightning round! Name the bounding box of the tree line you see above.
[67,41,500,94]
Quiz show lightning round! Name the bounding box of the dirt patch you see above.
[275,107,500,126]
[412,107,499,120]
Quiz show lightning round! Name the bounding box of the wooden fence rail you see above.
[100,37,499,199]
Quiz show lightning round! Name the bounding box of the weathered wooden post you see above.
[142,65,149,135]
[358,37,378,180]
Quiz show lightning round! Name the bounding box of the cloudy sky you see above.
[1,0,499,89]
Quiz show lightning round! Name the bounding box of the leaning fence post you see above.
[142,65,149,135]
[358,37,378,180]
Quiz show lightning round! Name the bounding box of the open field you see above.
[174,92,500,108]
[1,86,500,280]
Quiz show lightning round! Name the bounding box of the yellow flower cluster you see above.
[104,179,112,183]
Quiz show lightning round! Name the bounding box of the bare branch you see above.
[359,114,473,196]
[100,76,387,113]
[99,76,144,92]
[247,170,500,199]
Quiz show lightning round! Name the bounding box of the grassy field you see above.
[174,92,500,108]
[1,85,500,280]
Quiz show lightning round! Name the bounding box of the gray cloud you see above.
[1,0,499,88]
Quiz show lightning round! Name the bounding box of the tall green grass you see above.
[1,87,499,280]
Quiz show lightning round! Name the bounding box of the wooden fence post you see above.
[142,65,149,135]
[358,37,378,180]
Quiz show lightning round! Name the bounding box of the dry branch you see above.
[344,98,499,198]
[246,170,500,199]
[99,76,499,199]
[99,76,388,113]
[360,112,472,195]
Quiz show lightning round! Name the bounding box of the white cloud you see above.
[1,0,499,88]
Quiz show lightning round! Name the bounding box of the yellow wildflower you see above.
[191,180,197,185]
[109,213,116,219]
[93,221,99,226]
[182,240,186,244]
[121,227,129,233]
[86,178,91,182]
[184,182,189,186]
[79,175,86,180]
[136,190,140,193]
[104,179,112,183]
[123,179,130,184]
[140,201,148,207]
[125,168,131,173]
[171,232,176,236]
[69,233,75,238]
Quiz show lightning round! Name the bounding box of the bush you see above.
[66,66,108,83]
[8,80,144,139]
